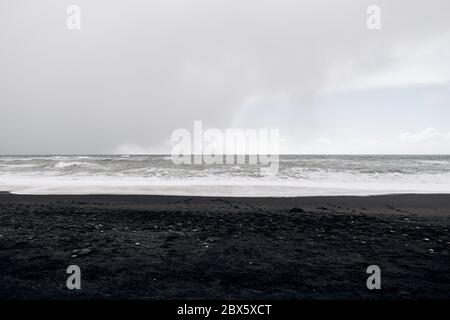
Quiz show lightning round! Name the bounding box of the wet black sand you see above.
[0,193,449,299]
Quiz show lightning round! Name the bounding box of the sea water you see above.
[0,155,449,196]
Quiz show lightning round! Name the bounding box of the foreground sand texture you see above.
[0,193,449,299]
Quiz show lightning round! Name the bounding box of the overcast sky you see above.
[1,0,449,154]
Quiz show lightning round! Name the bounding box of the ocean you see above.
[0,155,449,196]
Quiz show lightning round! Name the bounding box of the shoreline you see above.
[2,192,450,215]
[1,193,449,299]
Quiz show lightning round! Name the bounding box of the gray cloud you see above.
[1,0,449,154]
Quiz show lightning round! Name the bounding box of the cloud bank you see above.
[0,0,449,154]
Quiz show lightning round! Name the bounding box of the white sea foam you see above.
[0,155,449,196]
[1,174,450,197]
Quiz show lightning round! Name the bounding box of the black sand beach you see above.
[0,193,449,299]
